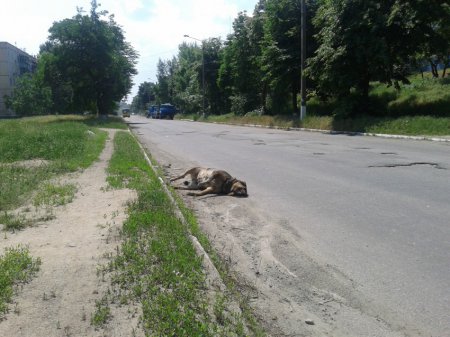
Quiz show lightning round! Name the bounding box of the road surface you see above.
[129,116,450,337]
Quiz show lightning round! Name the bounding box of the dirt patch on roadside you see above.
[0,129,141,337]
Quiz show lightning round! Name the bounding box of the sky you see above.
[0,0,257,103]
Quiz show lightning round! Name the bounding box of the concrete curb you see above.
[180,119,450,143]
[128,129,228,293]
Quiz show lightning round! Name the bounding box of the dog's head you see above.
[230,179,248,197]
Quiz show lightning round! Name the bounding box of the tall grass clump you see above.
[0,246,41,315]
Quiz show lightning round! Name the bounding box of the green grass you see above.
[182,113,450,136]
[33,183,77,207]
[370,73,450,117]
[0,246,41,315]
[0,212,31,232]
[178,72,450,136]
[105,131,263,336]
[91,298,111,327]
[0,115,117,212]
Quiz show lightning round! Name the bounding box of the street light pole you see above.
[300,0,307,120]
[184,34,206,118]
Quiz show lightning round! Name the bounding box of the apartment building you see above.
[0,41,36,116]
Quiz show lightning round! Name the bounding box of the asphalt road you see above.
[129,116,450,336]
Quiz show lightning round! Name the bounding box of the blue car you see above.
[148,104,176,119]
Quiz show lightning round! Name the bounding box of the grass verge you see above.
[0,115,124,216]
[104,131,264,336]
[0,246,41,316]
[177,73,449,136]
[179,113,450,136]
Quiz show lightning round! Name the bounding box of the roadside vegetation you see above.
[104,131,264,336]
[0,115,125,230]
[178,72,450,136]
[132,1,449,128]
[0,246,41,316]
[0,115,265,334]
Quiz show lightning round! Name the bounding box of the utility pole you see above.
[300,0,307,120]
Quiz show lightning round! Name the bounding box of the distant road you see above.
[130,116,450,336]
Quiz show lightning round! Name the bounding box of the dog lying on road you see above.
[170,167,248,197]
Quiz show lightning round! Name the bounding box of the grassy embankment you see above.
[103,131,263,336]
[179,73,450,136]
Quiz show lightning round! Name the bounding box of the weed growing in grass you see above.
[0,246,41,316]
[0,212,31,232]
[33,183,77,207]
[91,298,111,327]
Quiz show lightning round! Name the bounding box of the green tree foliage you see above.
[42,0,138,115]
[156,59,171,104]
[131,81,157,112]
[5,64,52,116]
[261,0,302,114]
[131,0,448,118]
[307,0,450,115]
[219,11,262,115]
[203,38,224,115]
[171,42,203,114]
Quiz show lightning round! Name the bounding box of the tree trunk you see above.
[292,78,299,117]
[430,60,439,78]
[442,59,448,78]
[292,88,298,117]
[97,94,108,118]
[261,81,267,115]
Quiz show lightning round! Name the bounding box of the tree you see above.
[307,0,450,115]
[218,11,263,115]
[132,81,157,112]
[5,72,52,116]
[203,38,224,115]
[260,0,318,115]
[156,59,171,104]
[43,0,138,115]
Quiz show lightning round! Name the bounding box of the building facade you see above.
[0,42,36,116]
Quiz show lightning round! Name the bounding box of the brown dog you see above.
[170,167,248,197]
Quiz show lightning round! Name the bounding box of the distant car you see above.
[148,104,176,120]
[122,108,131,118]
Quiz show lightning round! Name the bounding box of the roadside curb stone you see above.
[181,119,450,143]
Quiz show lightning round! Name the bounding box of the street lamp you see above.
[184,34,206,118]
[300,0,307,120]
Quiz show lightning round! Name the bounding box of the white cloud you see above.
[0,0,256,102]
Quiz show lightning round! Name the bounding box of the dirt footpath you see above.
[0,129,139,337]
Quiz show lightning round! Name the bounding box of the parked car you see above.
[148,104,176,119]
[122,108,130,118]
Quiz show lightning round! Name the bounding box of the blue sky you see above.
[0,0,257,102]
